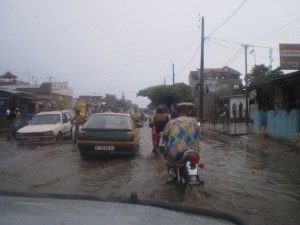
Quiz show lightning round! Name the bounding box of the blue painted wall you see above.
[253,110,267,131]
[253,109,300,138]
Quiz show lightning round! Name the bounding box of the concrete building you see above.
[189,66,242,95]
[17,82,73,111]
[189,66,243,120]
[250,70,300,138]
[0,71,73,112]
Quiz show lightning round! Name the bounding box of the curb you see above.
[208,128,255,137]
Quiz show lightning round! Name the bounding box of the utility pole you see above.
[172,63,175,85]
[199,17,205,121]
[269,47,273,70]
[48,77,53,100]
[243,45,249,126]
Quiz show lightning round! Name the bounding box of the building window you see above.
[233,84,239,89]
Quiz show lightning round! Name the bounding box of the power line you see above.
[176,45,201,76]
[256,30,300,44]
[210,39,240,51]
[208,37,279,50]
[207,0,248,37]
[256,16,300,43]
[55,41,199,78]
[208,37,243,46]
[222,47,243,66]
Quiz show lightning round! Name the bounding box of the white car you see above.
[16,110,73,144]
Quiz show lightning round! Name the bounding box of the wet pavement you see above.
[0,124,299,225]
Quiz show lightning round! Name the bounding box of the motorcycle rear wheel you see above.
[176,176,187,191]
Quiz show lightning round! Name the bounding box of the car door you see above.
[61,112,71,136]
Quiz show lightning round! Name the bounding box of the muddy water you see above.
[199,133,300,225]
[0,126,299,225]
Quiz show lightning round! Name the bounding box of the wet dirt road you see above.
[0,126,299,225]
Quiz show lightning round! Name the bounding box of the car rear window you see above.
[84,114,132,130]
[30,114,61,124]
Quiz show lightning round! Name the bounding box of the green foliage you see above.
[137,83,192,108]
[248,64,283,86]
[117,100,139,112]
[56,98,66,109]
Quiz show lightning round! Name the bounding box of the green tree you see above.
[248,64,283,86]
[137,83,192,108]
[56,98,66,109]
[117,100,139,113]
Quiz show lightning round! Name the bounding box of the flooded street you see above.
[0,125,299,225]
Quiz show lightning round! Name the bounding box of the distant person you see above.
[149,106,171,151]
[7,109,16,125]
[232,102,237,119]
[130,110,141,125]
[6,109,10,119]
[14,107,21,119]
[224,104,230,124]
[239,102,243,119]
[6,109,12,125]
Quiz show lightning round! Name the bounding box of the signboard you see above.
[279,44,300,70]
[76,99,87,117]
[249,90,256,100]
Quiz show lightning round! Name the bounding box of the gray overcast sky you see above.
[1,0,299,107]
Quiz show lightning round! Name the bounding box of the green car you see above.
[77,113,142,158]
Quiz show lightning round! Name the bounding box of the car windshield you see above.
[30,114,61,124]
[84,114,132,130]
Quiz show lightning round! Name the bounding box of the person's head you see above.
[176,102,194,116]
[156,106,164,113]
[75,109,81,115]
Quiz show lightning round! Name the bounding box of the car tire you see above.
[56,131,63,142]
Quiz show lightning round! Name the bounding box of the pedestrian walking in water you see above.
[232,102,237,119]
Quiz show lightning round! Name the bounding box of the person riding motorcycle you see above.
[149,106,171,152]
[71,109,87,124]
[70,109,87,143]
[162,103,201,180]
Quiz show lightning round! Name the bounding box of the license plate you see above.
[27,138,40,142]
[95,146,115,151]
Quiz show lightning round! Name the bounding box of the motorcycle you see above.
[7,119,25,141]
[154,132,165,155]
[167,149,205,190]
[71,122,82,144]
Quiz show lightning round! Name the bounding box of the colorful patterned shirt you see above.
[163,116,200,153]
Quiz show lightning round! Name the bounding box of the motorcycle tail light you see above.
[189,154,200,166]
